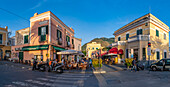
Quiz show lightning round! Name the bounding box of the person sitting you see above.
[72,61,77,69]
[67,61,72,69]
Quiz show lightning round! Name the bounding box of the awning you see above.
[101,52,108,56]
[22,45,49,51]
[109,47,118,54]
[118,49,123,55]
[57,50,78,55]
[52,46,65,51]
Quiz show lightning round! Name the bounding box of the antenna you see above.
[149,6,151,13]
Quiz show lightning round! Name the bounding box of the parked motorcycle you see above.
[48,63,64,73]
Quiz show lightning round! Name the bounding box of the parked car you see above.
[150,58,170,71]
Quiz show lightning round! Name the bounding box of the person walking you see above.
[162,60,165,71]
[32,59,37,71]
[132,58,137,72]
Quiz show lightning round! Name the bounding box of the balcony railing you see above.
[112,41,126,46]
[128,35,150,42]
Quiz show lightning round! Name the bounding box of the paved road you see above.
[0,61,98,87]
[2,61,170,87]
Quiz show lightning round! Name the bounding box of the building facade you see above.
[86,42,102,58]
[11,11,77,62]
[74,38,81,51]
[113,13,169,61]
[0,26,11,60]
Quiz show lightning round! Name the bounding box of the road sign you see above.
[147,48,151,55]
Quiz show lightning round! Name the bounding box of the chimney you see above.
[34,13,38,16]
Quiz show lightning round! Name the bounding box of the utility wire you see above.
[0,8,30,22]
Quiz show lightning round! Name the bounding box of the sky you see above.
[0,0,170,45]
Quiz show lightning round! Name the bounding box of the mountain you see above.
[81,37,115,51]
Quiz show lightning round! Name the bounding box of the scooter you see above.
[48,63,64,73]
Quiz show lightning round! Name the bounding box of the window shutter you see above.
[46,25,48,34]
[137,30,139,35]
[24,35,28,43]
[140,29,142,34]
[57,30,59,39]
[38,27,41,36]
[60,31,62,38]
[72,39,74,44]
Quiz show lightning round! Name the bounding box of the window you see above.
[142,48,146,60]
[57,30,62,39]
[24,35,28,44]
[118,37,121,41]
[0,34,2,44]
[126,49,128,58]
[156,51,160,60]
[126,34,129,40]
[96,48,98,50]
[38,25,48,41]
[164,33,166,40]
[156,30,159,37]
[92,47,94,50]
[66,36,70,42]
[72,39,74,45]
[164,52,167,58]
[166,59,170,65]
[137,29,142,35]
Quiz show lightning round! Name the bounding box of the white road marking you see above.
[12,81,38,87]
[46,76,87,80]
[25,79,77,87]
[4,85,16,87]
[37,77,84,84]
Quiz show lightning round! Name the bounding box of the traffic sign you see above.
[147,48,151,55]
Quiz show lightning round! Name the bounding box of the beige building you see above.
[113,13,169,61]
[86,42,102,58]
[74,38,81,51]
[0,26,11,60]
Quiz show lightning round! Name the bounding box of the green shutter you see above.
[140,29,142,34]
[46,25,48,34]
[57,30,59,38]
[126,34,129,40]
[60,31,62,38]
[41,35,46,41]
[137,30,139,35]
[38,27,41,36]
[24,35,28,44]
[72,39,74,44]
[0,34,2,44]
[156,30,159,37]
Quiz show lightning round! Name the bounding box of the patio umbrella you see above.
[57,49,78,55]
[74,51,84,56]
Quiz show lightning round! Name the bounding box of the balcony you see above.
[0,40,6,45]
[128,35,150,42]
[112,41,126,46]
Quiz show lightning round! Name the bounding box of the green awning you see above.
[22,45,49,51]
[52,46,65,51]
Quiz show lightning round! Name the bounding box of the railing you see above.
[128,35,150,42]
[112,41,126,46]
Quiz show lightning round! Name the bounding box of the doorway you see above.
[134,49,138,60]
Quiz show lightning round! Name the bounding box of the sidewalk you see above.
[102,64,126,72]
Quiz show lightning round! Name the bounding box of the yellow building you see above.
[0,26,11,60]
[113,13,169,61]
[86,42,102,58]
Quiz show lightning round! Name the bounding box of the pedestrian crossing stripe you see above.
[37,78,84,84]
[46,76,87,80]
[5,73,93,87]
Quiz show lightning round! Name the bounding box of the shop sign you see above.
[147,48,151,56]
[39,20,48,25]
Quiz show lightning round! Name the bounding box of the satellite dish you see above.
[8,29,12,37]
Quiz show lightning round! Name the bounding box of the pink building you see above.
[12,11,76,62]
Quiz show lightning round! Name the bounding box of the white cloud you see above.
[29,0,47,10]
